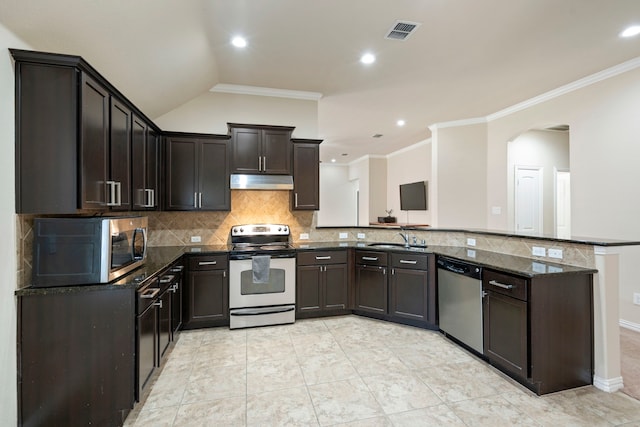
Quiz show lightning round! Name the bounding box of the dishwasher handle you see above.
[437,257,482,280]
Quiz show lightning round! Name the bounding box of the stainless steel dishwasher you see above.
[437,256,483,354]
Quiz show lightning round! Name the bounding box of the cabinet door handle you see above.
[194,192,198,209]
[295,193,299,208]
[144,189,154,208]
[106,181,117,206]
[315,256,332,260]
[489,279,514,290]
[259,156,263,172]
[199,192,202,208]
[140,288,160,299]
[399,260,417,264]
[153,300,163,308]
[263,156,266,171]
[199,261,217,266]
[362,256,378,261]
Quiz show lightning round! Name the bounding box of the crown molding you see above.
[210,83,323,101]
[486,55,640,121]
[428,117,486,132]
[427,55,640,130]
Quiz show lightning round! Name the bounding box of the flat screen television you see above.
[400,181,428,211]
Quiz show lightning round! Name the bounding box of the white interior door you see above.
[515,166,543,234]
[555,170,571,238]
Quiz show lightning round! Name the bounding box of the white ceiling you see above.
[2,0,640,163]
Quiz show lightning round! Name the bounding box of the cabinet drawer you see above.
[355,250,388,266]
[483,269,528,301]
[298,250,347,266]
[188,254,228,271]
[391,253,429,270]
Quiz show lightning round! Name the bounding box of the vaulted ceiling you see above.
[2,0,640,162]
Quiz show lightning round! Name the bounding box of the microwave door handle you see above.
[132,227,147,260]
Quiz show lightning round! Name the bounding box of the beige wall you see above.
[317,164,357,226]
[0,23,27,427]
[153,91,318,138]
[386,139,432,225]
[485,65,640,327]
[431,122,488,228]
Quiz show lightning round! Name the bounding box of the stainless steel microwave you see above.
[32,216,148,287]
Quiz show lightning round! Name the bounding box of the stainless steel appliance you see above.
[229,224,296,329]
[437,256,484,354]
[32,216,148,286]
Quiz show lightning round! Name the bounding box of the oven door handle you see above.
[230,306,295,316]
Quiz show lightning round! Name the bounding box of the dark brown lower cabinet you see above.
[183,254,229,329]
[296,250,349,318]
[18,287,135,427]
[482,268,593,395]
[389,252,435,327]
[355,265,388,315]
[483,290,527,378]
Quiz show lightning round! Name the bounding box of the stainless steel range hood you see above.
[230,174,294,190]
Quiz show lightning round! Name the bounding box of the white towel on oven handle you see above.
[252,255,271,283]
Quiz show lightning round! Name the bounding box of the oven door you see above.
[229,256,295,309]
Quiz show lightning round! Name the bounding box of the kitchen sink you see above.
[367,243,428,251]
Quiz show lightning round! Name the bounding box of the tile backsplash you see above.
[15,190,596,288]
[147,190,314,246]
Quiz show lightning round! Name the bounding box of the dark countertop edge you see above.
[314,226,640,247]
[295,242,597,277]
[17,242,595,296]
[15,245,231,296]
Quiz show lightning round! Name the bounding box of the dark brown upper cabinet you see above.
[291,139,321,210]
[131,114,159,210]
[229,124,294,175]
[11,49,159,214]
[108,98,132,211]
[164,133,231,211]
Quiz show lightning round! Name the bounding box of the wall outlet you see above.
[467,249,476,258]
[548,248,563,259]
[633,293,640,306]
[339,232,348,239]
[532,246,546,257]
[299,233,309,240]
[357,233,366,239]
[191,236,201,243]
[467,238,476,246]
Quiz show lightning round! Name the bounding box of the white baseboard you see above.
[619,319,640,333]
[593,375,624,393]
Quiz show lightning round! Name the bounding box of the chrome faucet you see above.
[399,232,410,248]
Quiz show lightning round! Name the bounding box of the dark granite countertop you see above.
[17,240,596,297]
[315,226,640,247]
[293,241,596,277]
[16,245,230,296]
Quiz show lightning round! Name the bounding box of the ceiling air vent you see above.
[385,21,421,41]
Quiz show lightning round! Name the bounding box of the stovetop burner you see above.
[229,224,294,259]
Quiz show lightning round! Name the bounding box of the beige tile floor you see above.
[125,315,640,427]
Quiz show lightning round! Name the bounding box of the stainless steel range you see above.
[228,224,296,329]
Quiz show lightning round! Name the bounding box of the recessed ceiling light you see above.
[397,119,406,127]
[331,158,336,163]
[620,25,640,38]
[231,36,247,48]
[360,53,376,65]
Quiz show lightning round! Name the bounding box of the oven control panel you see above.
[231,224,289,236]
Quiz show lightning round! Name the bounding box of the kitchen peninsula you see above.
[17,222,611,425]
